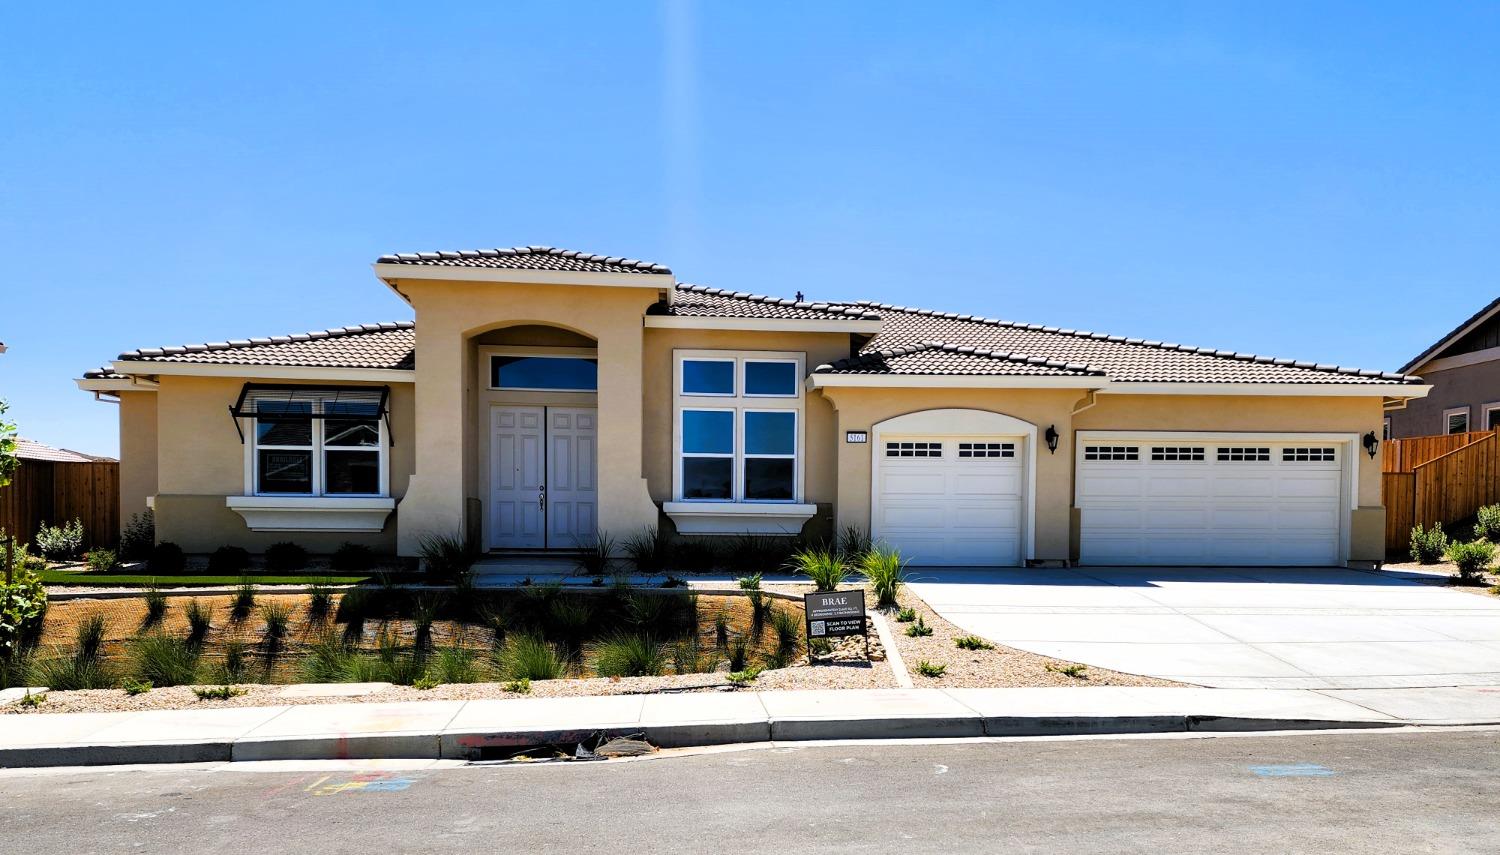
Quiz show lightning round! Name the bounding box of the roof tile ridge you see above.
[675,283,882,319]
[117,321,415,360]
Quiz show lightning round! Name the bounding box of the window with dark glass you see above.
[744,361,797,396]
[681,410,734,500]
[491,356,598,391]
[255,401,313,494]
[682,359,735,395]
[744,411,795,500]
[252,399,384,496]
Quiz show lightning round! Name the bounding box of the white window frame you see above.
[741,358,801,398]
[672,349,805,504]
[1383,417,1391,440]
[486,347,600,393]
[244,399,389,498]
[1445,406,1471,435]
[678,406,737,501]
[1484,403,1500,432]
[678,357,738,397]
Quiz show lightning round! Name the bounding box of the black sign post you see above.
[803,589,868,663]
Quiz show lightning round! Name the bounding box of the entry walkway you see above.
[908,567,1500,689]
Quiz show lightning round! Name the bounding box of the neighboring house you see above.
[0,438,119,549]
[1387,297,1500,439]
[77,245,1430,568]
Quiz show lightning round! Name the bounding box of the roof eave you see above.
[373,262,676,290]
[1098,382,1432,398]
[1399,297,1500,374]
[808,374,1106,389]
[109,360,416,383]
[645,316,883,334]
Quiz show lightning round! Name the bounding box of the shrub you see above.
[714,612,729,649]
[1478,505,1500,541]
[75,611,107,662]
[724,534,798,576]
[592,632,667,677]
[1410,523,1448,564]
[193,685,246,701]
[412,675,440,691]
[300,631,357,683]
[726,666,762,687]
[916,660,947,678]
[809,637,832,656]
[672,537,723,573]
[836,526,873,563]
[35,518,85,560]
[337,588,370,644]
[1046,662,1088,679]
[85,548,118,571]
[265,541,308,573]
[122,678,152,696]
[119,510,155,561]
[30,655,112,691]
[861,545,907,608]
[495,634,566,681]
[671,638,722,675]
[207,546,251,575]
[231,580,256,621]
[412,593,444,650]
[727,636,750,672]
[216,639,252,684]
[17,690,44,708]
[769,607,802,659]
[573,530,616,578]
[737,573,763,591]
[184,598,212,644]
[625,591,694,636]
[546,596,595,652]
[427,647,482,685]
[895,607,917,623]
[904,615,933,637]
[142,584,168,627]
[259,601,292,648]
[129,633,200,687]
[147,542,185,575]
[955,635,994,651]
[330,542,376,574]
[417,531,477,583]
[789,547,848,592]
[623,526,671,575]
[475,602,510,646]
[373,629,426,686]
[1446,539,1496,583]
[503,677,531,694]
[306,581,334,619]
[0,562,47,658]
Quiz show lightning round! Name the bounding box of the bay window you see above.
[674,352,803,504]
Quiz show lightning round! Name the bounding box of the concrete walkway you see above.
[909,567,1500,689]
[8,685,1500,769]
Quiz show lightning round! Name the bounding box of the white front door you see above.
[873,437,1025,567]
[489,405,598,550]
[546,407,598,548]
[1076,439,1346,566]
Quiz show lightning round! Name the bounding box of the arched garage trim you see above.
[870,408,1038,565]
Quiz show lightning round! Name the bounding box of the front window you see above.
[675,351,803,503]
[491,355,598,391]
[253,399,385,496]
[1446,407,1471,435]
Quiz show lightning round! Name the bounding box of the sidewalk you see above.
[8,685,1500,769]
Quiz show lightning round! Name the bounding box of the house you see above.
[77,245,1431,568]
[1387,297,1500,439]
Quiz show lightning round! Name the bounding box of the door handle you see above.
[539,485,546,513]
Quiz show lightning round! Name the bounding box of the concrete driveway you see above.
[908,567,1500,689]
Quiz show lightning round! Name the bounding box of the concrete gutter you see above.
[0,686,1430,770]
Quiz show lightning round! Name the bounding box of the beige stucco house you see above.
[78,246,1430,567]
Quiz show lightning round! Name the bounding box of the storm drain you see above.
[470,731,656,764]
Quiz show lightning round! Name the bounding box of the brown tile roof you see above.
[115,322,415,371]
[817,342,1106,376]
[376,245,670,275]
[654,284,881,321]
[830,301,1418,385]
[15,438,114,464]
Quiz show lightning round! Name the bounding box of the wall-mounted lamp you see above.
[1362,431,1379,459]
[1044,425,1059,454]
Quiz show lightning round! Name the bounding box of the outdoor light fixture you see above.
[1363,431,1379,459]
[1044,425,1059,454]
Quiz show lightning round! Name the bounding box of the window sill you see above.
[663,501,817,536]
[226,496,395,532]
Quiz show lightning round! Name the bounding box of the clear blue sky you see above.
[2,2,1496,456]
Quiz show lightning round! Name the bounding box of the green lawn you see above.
[39,571,374,587]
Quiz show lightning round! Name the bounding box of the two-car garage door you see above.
[1076,439,1346,566]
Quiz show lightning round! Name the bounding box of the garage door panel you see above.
[1078,439,1346,567]
[951,504,1020,528]
[874,436,1025,566]
[954,470,1022,495]
[879,505,949,528]
[883,471,947,494]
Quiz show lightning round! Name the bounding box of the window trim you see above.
[672,349,805,504]
[1445,406,1471,435]
[243,398,389,498]
[1484,403,1500,432]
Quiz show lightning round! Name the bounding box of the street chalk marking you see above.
[1248,763,1336,777]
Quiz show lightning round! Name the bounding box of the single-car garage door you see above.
[1076,439,1345,566]
[873,437,1024,566]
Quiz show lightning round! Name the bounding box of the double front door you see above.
[489,406,598,549]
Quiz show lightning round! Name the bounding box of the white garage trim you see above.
[1075,430,1359,565]
[870,409,1037,564]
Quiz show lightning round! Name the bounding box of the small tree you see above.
[0,400,17,490]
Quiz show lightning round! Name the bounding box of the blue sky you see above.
[2,2,1497,456]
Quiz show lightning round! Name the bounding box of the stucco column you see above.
[396,324,467,554]
[594,323,658,540]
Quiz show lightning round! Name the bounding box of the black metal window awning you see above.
[229,383,393,445]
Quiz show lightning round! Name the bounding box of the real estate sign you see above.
[804,589,866,639]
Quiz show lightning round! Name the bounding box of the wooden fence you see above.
[0,460,119,551]
[1383,429,1500,552]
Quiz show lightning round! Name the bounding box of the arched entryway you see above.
[869,408,1037,567]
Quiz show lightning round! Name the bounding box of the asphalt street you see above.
[3,729,1498,854]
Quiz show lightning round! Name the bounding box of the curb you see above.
[0,713,1405,769]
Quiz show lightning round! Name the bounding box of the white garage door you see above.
[1077,440,1345,566]
[873,438,1024,566]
